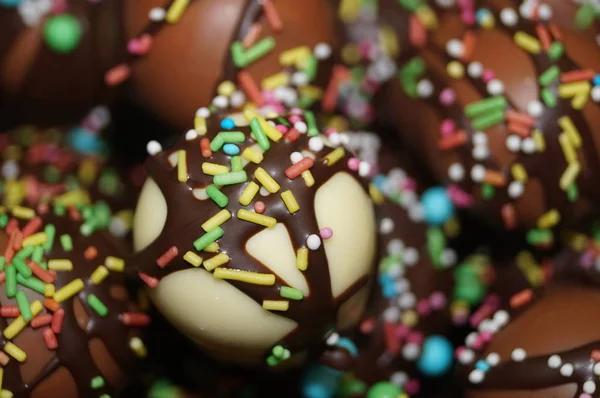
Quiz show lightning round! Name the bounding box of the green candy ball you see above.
[43,14,83,54]
[454,278,486,305]
[367,382,403,398]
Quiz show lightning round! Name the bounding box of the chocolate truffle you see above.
[0,202,149,398]
[336,0,600,231]
[118,0,341,130]
[0,0,122,128]
[132,109,377,367]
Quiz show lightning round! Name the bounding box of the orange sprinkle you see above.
[549,23,562,41]
[37,202,49,215]
[483,170,506,186]
[242,23,263,48]
[22,217,42,237]
[560,69,596,83]
[591,350,600,362]
[84,246,98,260]
[510,288,533,309]
[501,203,517,230]
[408,15,427,48]
[262,0,283,32]
[139,272,160,288]
[200,138,212,158]
[0,352,9,366]
[5,218,17,234]
[461,30,476,61]
[322,65,350,112]
[68,207,81,221]
[238,70,265,106]
[28,261,54,284]
[438,130,467,150]
[254,201,266,214]
[508,122,531,138]
[104,64,131,87]
[506,109,536,127]
[284,128,300,142]
[536,24,551,51]
[12,230,23,251]
[43,298,60,312]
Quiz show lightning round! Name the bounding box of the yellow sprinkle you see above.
[559,161,581,191]
[202,210,232,231]
[54,279,84,303]
[4,180,24,208]
[213,268,276,285]
[177,150,188,183]
[559,81,591,99]
[203,253,230,272]
[537,209,561,229]
[78,159,98,186]
[262,300,289,311]
[194,117,207,135]
[255,167,280,193]
[3,301,42,339]
[244,111,283,142]
[514,31,541,54]
[558,133,577,164]
[217,81,236,97]
[443,217,461,239]
[21,232,47,247]
[183,251,203,267]
[340,45,359,65]
[301,170,315,187]
[415,5,438,29]
[11,206,34,220]
[239,181,260,206]
[0,207,5,214]
[54,189,91,207]
[106,256,125,272]
[237,209,276,228]
[0,368,4,391]
[400,310,418,327]
[242,148,264,164]
[129,337,148,358]
[296,248,309,271]
[203,242,220,253]
[4,342,25,363]
[558,116,582,148]
[323,148,345,166]
[298,85,323,101]
[338,0,361,22]
[279,46,311,67]
[571,92,589,110]
[568,233,588,252]
[378,26,399,58]
[165,0,189,24]
[48,259,73,271]
[511,164,528,182]
[0,390,13,398]
[532,129,545,151]
[281,190,300,214]
[446,61,464,79]
[90,266,109,285]
[44,284,55,297]
[202,162,229,176]
[261,72,290,90]
[369,184,385,205]
[516,251,543,287]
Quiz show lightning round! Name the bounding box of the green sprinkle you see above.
[213,171,247,186]
[296,95,316,109]
[60,234,73,252]
[16,274,46,295]
[538,65,560,86]
[91,376,105,389]
[54,205,66,216]
[399,0,422,11]
[337,378,367,397]
[6,266,16,298]
[401,57,426,78]
[541,88,557,108]
[471,110,505,130]
[99,395,111,398]
[0,214,7,228]
[426,227,446,269]
[206,185,229,208]
[15,246,34,260]
[80,219,98,237]
[0,256,4,271]
[465,96,507,118]
[209,135,225,152]
[481,184,495,200]
[567,184,579,202]
[266,356,278,367]
[575,4,595,29]
[32,246,44,263]
[43,14,83,54]
[304,55,318,81]
[13,257,32,278]
[230,41,247,68]
[16,291,32,321]
[93,201,112,229]
[304,111,319,137]
[231,156,243,172]
[193,227,224,251]
[99,169,121,197]
[250,118,271,150]
[211,132,245,151]
[43,224,56,251]
[280,286,304,301]
[243,37,276,66]
[87,294,108,317]
[366,382,403,398]
[277,117,290,127]
[526,229,553,246]
[82,207,94,220]
[379,255,401,273]
[548,42,564,61]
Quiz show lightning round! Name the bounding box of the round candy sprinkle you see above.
[416,335,454,376]
[43,14,83,54]
[366,381,404,398]
[420,187,454,226]
[307,234,321,250]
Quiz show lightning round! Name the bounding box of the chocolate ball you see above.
[336,0,600,230]
[0,1,123,128]
[121,0,341,131]
[132,109,377,367]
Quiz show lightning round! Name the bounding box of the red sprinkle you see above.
[43,298,60,312]
[37,202,50,215]
[254,201,266,214]
[262,0,283,32]
[506,109,535,127]
[510,289,533,309]
[84,246,98,260]
[384,322,400,354]
[360,317,376,334]
[42,328,58,350]
[28,260,55,284]
[31,314,53,329]
[200,138,212,158]
[0,272,5,284]
[157,246,179,268]
[127,34,153,55]
[285,157,314,179]
[242,23,263,48]
[284,128,300,142]
[5,218,17,234]
[561,69,596,83]
[121,312,151,327]
[322,65,349,112]
[12,230,23,251]
[501,204,518,230]
[68,207,81,221]
[139,272,160,288]
[22,217,42,237]
[536,24,551,51]
[238,70,264,106]
[408,14,427,48]
[591,350,600,362]
[438,130,467,150]
[0,306,20,318]
[105,64,131,87]
[51,308,65,334]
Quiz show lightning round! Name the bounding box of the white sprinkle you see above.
[493,310,509,326]
[591,86,600,103]
[1,160,19,180]
[560,363,574,377]
[290,152,304,164]
[440,249,457,267]
[308,137,324,152]
[192,188,209,200]
[326,332,340,346]
[519,2,533,19]
[537,4,553,20]
[388,239,405,255]
[446,39,464,58]
[291,71,309,86]
[521,138,536,154]
[465,332,478,347]
[408,205,424,222]
[387,264,404,279]
[402,343,421,361]
[500,8,518,26]
[196,107,210,118]
[328,132,342,146]
[314,43,332,60]
[274,87,298,107]
[358,161,371,177]
[383,306,401,323]
[307,234,322,250]
[506,135,522,152]
[212,95,228,109]
[486,353,500,366]
[146,140,162,156]
[511,348,527,362]
[547,355,562,369]
[527,100,544,117]
[584,380,596,394]
[417,79,434,98]
[448,163,465,181]
[472,145,489,160]
[148,7,166,21]
[471,164,486,182]
[508,181,524,198]
[403,247,419,265]
[380,218,395,234]
[109,217,128,238]
[185,129,198,141]
[467,62,484,78]
[478,319,499,334]
[398,292,416,309]
[394,278,410,294]
[259,186,270,196]
[435,0,455,7]
[294,122,308,134]
[472,131,488,146]
[487,79,505,95]
[458,349,475,364]
[594,362,600,375]
[469,369,485,384]
[230,91,246,108]
[390,371,409,386]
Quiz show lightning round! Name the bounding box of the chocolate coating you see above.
[0,1,123,128]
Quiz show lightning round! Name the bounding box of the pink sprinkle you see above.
[319,227,333,240]
[104,64,131,87]
[52,0,68,13]
[429,291,447,310]
[127,34,153,55]
[480,331,493,342]
[447,184,474,207]
[347,157,360,171]
[455,346,467,359]
[275,124,288,134]
[484,294,500,307]
[439,88,457,106]
[580,250,594,269]
[471,336,485,350]
[580,394,592,398]
[482,69,496,83]
[407,331,423,345]
[440,119,456,136]
[405,379,421,395]
[324,128,338,136]
[461,9,476,25]
[255,201,266,214]
[262,90,276,102]
[416,299,431,316]
[395,325,411,340]
[288,115,302,123]
[357,40,373,58]
[401,177,417,192]
[289,108,303,115]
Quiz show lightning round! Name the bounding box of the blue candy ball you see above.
[68,127,106,155]
[416,335,454,377]
[421,186,454,226]
[223,143,240,156]
[220,118,235,129]
[0,0,21,7]
[301,365,343,398]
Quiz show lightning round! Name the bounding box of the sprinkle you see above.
[106,256,125,272]
[157,246,179,268]
[254,201,266,214]
[237,209,276,228]
[304,111,319,137]
[43,298,60,312]
[176,150,188,183]
[262,300,289,311]
[54,279,84,303]
[483,170,506,187]
[202,210,232,232]
[501,204,517,230]
[243,23,262,48]
[538,65,560,86]
[506,109,535,127]
[465,96,507,117]
[214,171,248,186]
[206,185,229,208]
[285,157,314,179]
[165,0,190,24]
[29,261,54,284]
[104,64,131,86]
[242,148,264,164]
[280,190,300,214]
[212,132,246,151]
[323,148,345,166]
[548,41,564,60]
[0,352,8,367]
[5,267,16,298]
[239,182,260,206]
[323,65,349,111]
[235,37,275,68]
[510,289,533,308]
[0,306,19,318]
[249,118,271,150]
[3,301,42,339]
[320,228,333,240]
[139,272,159,288]
[560,162,581,191]
[238,71,264,106]
[561,69,595,83]
[48,259,73,271]
[262,72,290,90]
[22,217,42,237]
[200,138,212,157]
[183,251,203,267]
[262,0,283,31]
[91,376,105,390]
[213,268,276,285]
[193,227,224,251]
[121,312,151,327]
[296,248,309,271]
[13,258,32,278]
[306,234,321,250]
[536,24,551,50]
[472,110,506,130]
[514,31,541,53]
[223,144,240,156]
[279,46,311,67]
[12,206,35,220]
[43,224,56,251]
[203,242,220,253]
[17,275,46,294]
[4,342,26,362]
[16,291,32,321]
[87,294,108,317]
[230,156,243,172]
[302,170,315,187]
[129,337,147,358]
[44,284,54,297]
[90,266,109,285]
[558,133,577,164]
[255,168,280,193]
[280,286,304,300]
[438,131,467,150]
[532,129,546,151]
[30,314,53,329]
[558,116,582,148]
[203,253,230,272]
